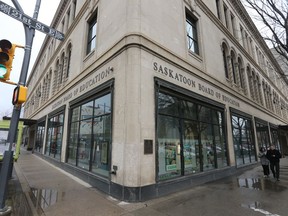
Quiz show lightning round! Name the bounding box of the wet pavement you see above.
[6,149,288,215]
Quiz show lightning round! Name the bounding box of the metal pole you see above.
[0,0,41,213]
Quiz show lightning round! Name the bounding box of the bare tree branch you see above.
[243,0,288,68]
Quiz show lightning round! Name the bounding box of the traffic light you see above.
[0,39,21,82]
[12,85,27,105]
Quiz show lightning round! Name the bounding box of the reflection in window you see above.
[198,105,211,123]
[157,91,228,181]
[67,93,112,177]
[67,121,79,165]
[183,120,199,174]
[181,100,197,120]
[158,115,181,180]
[255,122,270,150]
[186,12,199,54]
[35,121,45,153]
[46,113,64,160]
[200,122,215,171]
[158,93,179,116]
[78,120,92,170]
[92,115,111,175]
[87,11,97,54]
[270,127,280,150]
[232,115,256,166]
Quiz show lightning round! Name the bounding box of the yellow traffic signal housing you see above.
[12,85,27,105]
[0,39,23,82]
[0,39,13,80]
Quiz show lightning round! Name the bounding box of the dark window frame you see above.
[231,51,237,84]
[66,79,114,177]
[86,11,98,55]
[230,109,256,166]
[186,11,199,55]
[66,44,72,78]
[35,117,47,153]
[155,79,228,181]
[222,43,229,79]
[45,108,65,160]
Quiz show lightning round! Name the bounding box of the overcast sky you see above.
[0,0,59,117]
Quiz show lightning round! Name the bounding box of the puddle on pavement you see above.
[8,188,64,216]
[237,178,287,191]
[10,192,33,216]
[29,188,64,214]
[242,201,281,216]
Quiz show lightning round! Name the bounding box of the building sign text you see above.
[153,61,240,107]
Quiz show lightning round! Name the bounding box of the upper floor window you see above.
[240,25,245,47]
[186,12,199,54]
[238,57,244,89]
[222,42,229,79]
[66,44,72,78]
[230,13,236,37]
[60,53,65,84]
[87,11,97,55]
[216,0,221,19]
[61,18,65,33]
[223,4,229,28]
[230,51,237,84]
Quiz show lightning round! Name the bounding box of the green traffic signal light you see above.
[0,64,7,78]
[0,39,12,81]
[0,51,9,78]
[0,40,24,84]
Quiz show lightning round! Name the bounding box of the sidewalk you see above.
[9,149,288,216]
[10,149,146,216]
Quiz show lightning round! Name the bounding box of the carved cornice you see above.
[50,0,70,29]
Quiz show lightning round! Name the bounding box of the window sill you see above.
[188,50,202,62]
[83,49,95,63]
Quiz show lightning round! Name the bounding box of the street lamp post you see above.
[0,0,41,214]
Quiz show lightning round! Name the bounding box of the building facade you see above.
[24,0,288,201]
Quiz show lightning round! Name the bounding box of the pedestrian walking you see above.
[266,145,282,181]
[258,147,270,177]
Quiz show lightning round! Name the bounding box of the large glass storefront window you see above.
[45,113,64,160]
[158,115,181,179]
[157,91,228,181]
[255,121,270,150]
[67,93,111,177]
[232,114,256,166]
[35,121,45,153]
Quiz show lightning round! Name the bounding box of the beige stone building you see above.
[23,0,288,201]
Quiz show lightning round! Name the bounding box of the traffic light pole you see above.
[0,0,41,214]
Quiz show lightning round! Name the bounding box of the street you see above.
[8,150,288,216]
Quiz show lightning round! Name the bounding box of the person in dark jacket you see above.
[258,147,270,177]
[266,145,282,181]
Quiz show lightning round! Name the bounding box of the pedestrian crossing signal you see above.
[12,85,27,105]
